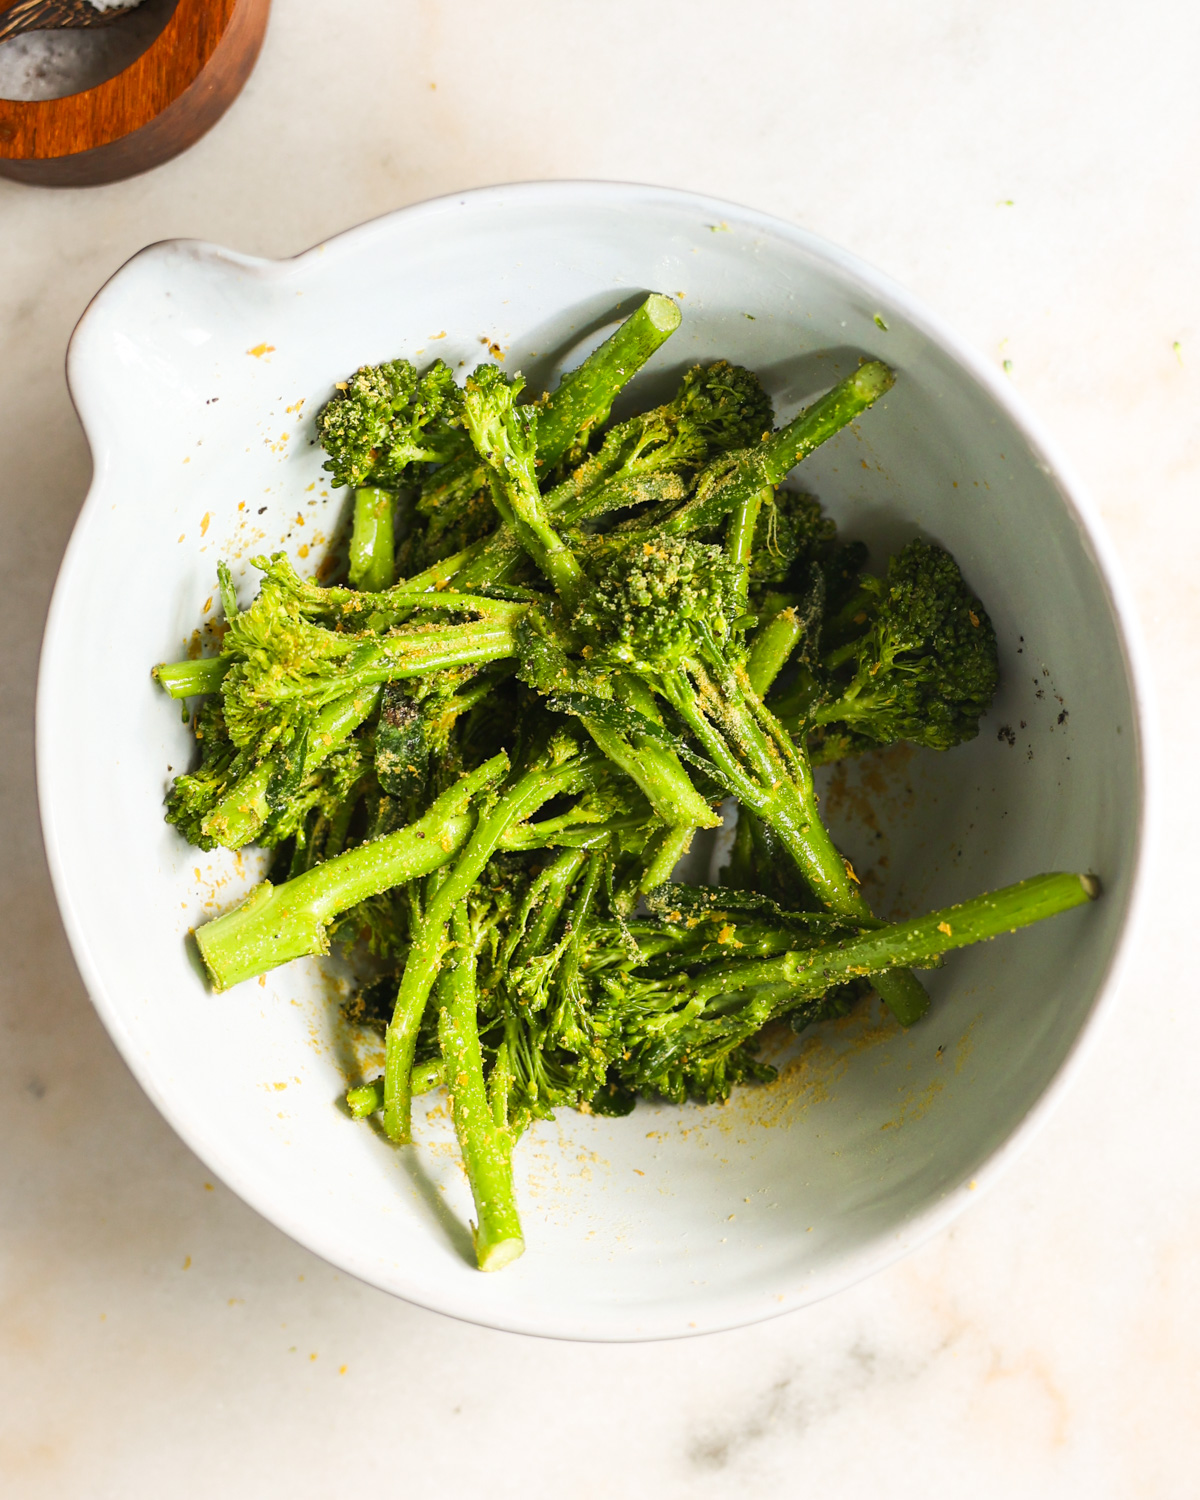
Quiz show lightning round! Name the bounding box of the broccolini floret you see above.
[316,358,465,490]
[810,539,999,751]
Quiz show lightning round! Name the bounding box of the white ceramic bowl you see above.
[38,183,1149,1340]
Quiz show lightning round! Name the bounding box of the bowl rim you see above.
[37,179,1156,1341]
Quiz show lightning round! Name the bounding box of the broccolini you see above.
[155,293,1099,1271]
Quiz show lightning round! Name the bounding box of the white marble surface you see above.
[2,1,1197,1492]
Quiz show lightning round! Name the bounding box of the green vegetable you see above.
[561,534,931,1021]
[382,736,602,1145]
[316,358,465,490]
[157,296,1099,1271]
[405,293,682,572]
[348,486,396,593]
[438,903,525,1271]
[194,754,506,990]
[800,539,998,759]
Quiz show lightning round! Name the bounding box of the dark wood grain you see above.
[0,0,270,186]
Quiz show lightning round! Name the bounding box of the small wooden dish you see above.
[0,0,270,186]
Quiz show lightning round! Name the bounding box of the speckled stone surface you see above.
[2,2,1197,1493]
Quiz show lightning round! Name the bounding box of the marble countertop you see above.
[2,2,1197,1493]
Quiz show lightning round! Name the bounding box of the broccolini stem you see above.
[534,293,682,468]
[685,873,1100,1008]
[446,529,525,592]
[360,614,525,673]
[662,659,932,1024]
[759,361,894,485]
[581,672,720,831]
[253,619,522,722]
[153,657,228,698]
[664,668,843,901]
[345,1058,442,1118]
[431,292,682,485]
[438,906,525,1271]
[871,968,931,1027]
[193,753,509,990]
[275,576,528,634]
[579,715,717,830]
[727,477,772,610]
[370,543,478,603]
[482,465,585,604]
[746,607,804,696]
[462,372,587,605]
[383,749,603,1144]
[508,847,589,971]
[488,1041,514,1132]
[499,810,650,851]
[722,805,757,890]
[639,824,697,894]
[739,684,933,1024]
[321,778,363,860]
[348,487,396,593]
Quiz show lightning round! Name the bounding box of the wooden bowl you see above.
[0,0,270,187]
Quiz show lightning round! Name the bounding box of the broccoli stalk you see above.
[726,478,772,611]
[578,705,718,835]
[400,294,683,577]
[745,605,804,696]
[678,653,934,1024]
[346,1059,442,1117]
[383,739,604,1144]
[636,823,698,897]
[498,782,654,852]
[534,292,683,468]
[348,486,396,592]
[547,358,775,527]
[462,367,587,606]
[193,753,509,990]
[154,657,228,698]
[677,871,1098,1008]
[517,614,718,843]
[423,292,684,503]
[437,904,524,1271]
[429,354,773,601]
